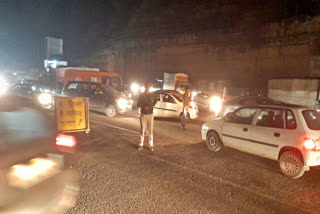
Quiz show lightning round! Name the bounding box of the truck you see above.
[268,79,320,107]
[163,73,189,90]
[63,70,121,87]
[55,67,99,85]
[55,67,122,94]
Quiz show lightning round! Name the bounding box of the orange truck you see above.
[55,67,121,87]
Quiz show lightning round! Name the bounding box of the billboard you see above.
[45,37,63,56]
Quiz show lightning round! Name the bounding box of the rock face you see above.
[73,1,320,88]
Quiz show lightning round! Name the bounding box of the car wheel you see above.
[206,132,223,152]
[279,151,305,179]
[105,104,117,117]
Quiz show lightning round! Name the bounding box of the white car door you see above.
[162,93,181,118]
[154,93,164,117]
[251,108,300,160]
[222,107,258,152]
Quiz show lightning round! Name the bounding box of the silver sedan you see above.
[218,96,282,118]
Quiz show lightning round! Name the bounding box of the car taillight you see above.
[303,138,316,150]
[56,134,77,148]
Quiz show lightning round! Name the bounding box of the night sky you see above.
[0,0,318,71]
[0,0,141,70]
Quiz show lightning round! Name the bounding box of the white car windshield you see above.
[169,92,182,102]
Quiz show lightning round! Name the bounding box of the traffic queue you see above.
[2,69,320,213]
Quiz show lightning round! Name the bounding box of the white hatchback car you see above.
[154,90,198,120]
[201,104,320,178]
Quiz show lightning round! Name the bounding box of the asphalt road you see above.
[67,109,320,214]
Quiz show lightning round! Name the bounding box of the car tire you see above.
[105,104,117,117]
[279,151,305,179]
[206,132,223,152]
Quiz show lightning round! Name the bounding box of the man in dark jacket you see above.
[137,82,157,151]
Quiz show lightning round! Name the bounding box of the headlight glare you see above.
[209,96,222,114]
[117,98,128,109]
[38,93,52,105]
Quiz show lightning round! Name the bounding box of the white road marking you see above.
[91,120,140,135]
[144,154,311,213]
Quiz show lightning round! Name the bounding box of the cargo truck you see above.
[163,73,189,90]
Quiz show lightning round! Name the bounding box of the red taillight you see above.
[56,134,77,148]
[303,138,316,150]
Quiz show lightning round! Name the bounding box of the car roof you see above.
[66,81,100,85]
[155,90,179,93]
[237,103,310,109]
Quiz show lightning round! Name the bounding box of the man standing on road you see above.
[180,86,191,130]
[137,82,157,151]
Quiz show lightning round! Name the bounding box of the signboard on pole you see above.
[55,97,90,133]
[45,37,63,57]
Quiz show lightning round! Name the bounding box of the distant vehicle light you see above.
[131,83,140,93]
[192,91,197,97]
[303,138,316,150]
[0,76,9,95]
[149,87,157,92]
[210,96,222,114]
[56,134,77,148]
[38,93,53,105]
[140,86,145,93]
[117,98,128,110]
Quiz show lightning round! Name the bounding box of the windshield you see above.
[224,88,243,97]
[169,92,182,102]
[302,110,320,130]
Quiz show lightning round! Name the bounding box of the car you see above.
[7,83,55,109]
[218,96,283,118]
[193,91,212,111]
[154,90,198,120]
[0,95,78,213]
[201,103,320,178]
[63,81,133,117]
[194,88,263,114]
[222,88,263,101]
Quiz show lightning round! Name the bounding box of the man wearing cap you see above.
[137,82,157,151]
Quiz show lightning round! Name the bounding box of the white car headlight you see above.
[117,98,128,110]
[209,96,222,114]
[190,101,197,109]
[38,93,52,105]
[202,123,208,131]
[130,83,140,93]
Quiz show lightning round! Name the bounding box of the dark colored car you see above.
[7,83,55,109]
[0,95,78,213]
[63,81,133,117]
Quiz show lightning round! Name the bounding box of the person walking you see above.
[180,86,191,130]
[137,82,157,151]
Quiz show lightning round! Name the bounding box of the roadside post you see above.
[55,97,90,133]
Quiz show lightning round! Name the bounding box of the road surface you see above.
[67,110,320,213]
